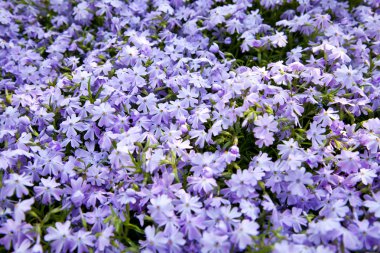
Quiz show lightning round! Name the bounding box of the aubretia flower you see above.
[148,195,175,222]
[364,192,380,218]
[334,65,361,89]
[4,173,33,198]
[140,226,167,252]
[320,199,349,218]
[253,113,278,147]
[227,169,258,198]
[313,108,339,127]
[285,167,313,196]
[13,239,33,253]
[71,230,95,253]
[306,121,326,147]
[2,0,380,252]
[201,232,230,253]
[59,115,87,138]
[270,32,287,48]
[165,228,186,253]
[137,94,158,114]
[13,198,34,222]
[66,178,89,207]
[97,226,114,251]
[44,221,73,253]
[337,150,361,173]
[231,220,259,250]
[277,138,302,159]
[178,86,199,108]
[351,168,377,185]
[188,176,217,194]
[175,191,202,218]
[34,177,62,204]
[91,103,116,127]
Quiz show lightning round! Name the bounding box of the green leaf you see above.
[254,246,273,253]
[87,78,93,103]
[41,207,62,224]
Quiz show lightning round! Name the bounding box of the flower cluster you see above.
[1,0,380,252]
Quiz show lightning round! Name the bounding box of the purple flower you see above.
[201,232,230,253]
[253,113,278,147]
[165,228,186,253]
[329,47,351,63]
[97,226,114,251]
[175,190,202,218]
[178,86,199,108]
[270,32,287,48]
[71,230,95,253]
[350,168,377,185]
[364,192,380,218]
[84,207,111,233]
[140,226,167,252]
[4,173,33,198]
[337,150,361,173]
[277,138,302,159]
[44,221,73,253]
[148,195,175,222]
[0,219,32,250]
[13,239,32,253]
[306,121,326,147]
[341,227,362,251]
[2,0,380,251]
[91,103,116,127]
[86,166,108,186]
[227,169,259,198]
[334,65,361,89]
[188,176,217,194]
[231,220,259,250]
[13,198,34,222]
[73,2,93,24]
[189,107,210,129]
[353,220,380,250]
[136,94,158,114]
[65,178,89,207]
[320,199,349,218]
[59,114,87,138]
[285,167,313,196]
[313,108,339,127]
[34,177,62,204]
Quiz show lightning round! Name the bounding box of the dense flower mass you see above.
[1,0,380,252]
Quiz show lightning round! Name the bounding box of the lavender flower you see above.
[1,0,380,252]
[44,221,73,253]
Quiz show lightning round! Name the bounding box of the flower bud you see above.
[209,43,219,53]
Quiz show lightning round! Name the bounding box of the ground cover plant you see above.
[1,0,380,252]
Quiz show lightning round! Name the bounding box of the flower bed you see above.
[1,0,380,252]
